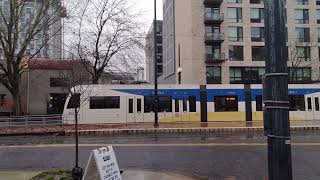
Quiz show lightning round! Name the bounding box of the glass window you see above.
[214,96,238,112]
[252,46,266,61]
[90,96,120,109]
[144,96,154,113]
[295,27,310,42]
[228,0,242,3]
[289,67,311,83]
[256,95,263,111]
[251,27,265,42]
[183,99,187,112]
[129,99,133,113]
[296,0,308,5]
[315,97,320,111]
[228,8,242,23]
[251,8,264,23]
[175,99,179,112]
[50,78,69,87]
[206,66,221,84]
[189,96,196,112]
[67,94,80,109]
[137,99,142,112]
[229,46,243,61]
[158,96,173,112]
[229,27,243,42]
[307,97,312,111]
[294,9,309,24]
[289,96,305,111]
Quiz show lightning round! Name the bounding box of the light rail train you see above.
[62,84,320,124]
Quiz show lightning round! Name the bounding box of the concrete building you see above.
[145,20,163,84]
[0,0,64,59]
[0,59,90,115]
[159,0,320,85]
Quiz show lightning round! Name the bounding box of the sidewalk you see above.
[1,121,320,136]
[0,170,199,180]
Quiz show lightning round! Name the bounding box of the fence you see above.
[0,114,63,127]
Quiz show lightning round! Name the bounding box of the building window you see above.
[189,96,196,112]
[228,7,242,23]
[48,93,68,114]
[230,67,265,84]
[252,46,266,61]
[292,46,311,63]
[251,8,264,23]
[294,9,309,24]
[295,27,310,42]
[228,27,243,42]
[229,46,243,61]
[289,95,305,111]
[206,66,221,84]
[214,96,238,112]
[250,0,263,4]
[90,96,120,109]
[228,0,242,3]
[288,67,311,83]
[251,27,265,42]
[317,0,320,5]
[50,78,69,87]
[296,0,308,5]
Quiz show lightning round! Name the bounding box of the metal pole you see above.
[153,0,159,127]
[178,44,181,84]
[264,0,293,180]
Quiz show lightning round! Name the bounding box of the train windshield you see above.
[67,94,80,109]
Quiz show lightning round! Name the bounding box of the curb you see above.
[64,126,320,136]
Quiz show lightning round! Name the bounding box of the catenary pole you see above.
[264,0,293,180]
[153,0,159,127]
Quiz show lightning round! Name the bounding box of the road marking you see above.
[1,143,320,148]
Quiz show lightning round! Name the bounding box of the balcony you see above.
[204,0,223,6]
[204,13,224,25]
[205,53,226,63]
[205,33,224,44]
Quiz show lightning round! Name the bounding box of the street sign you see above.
[82,146,122,180]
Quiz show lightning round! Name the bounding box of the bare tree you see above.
[70,0,144,84]
[0,0,64,115]
[287,40,317,83]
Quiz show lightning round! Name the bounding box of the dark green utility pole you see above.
[264,0,293,180]
[153,0,159,127]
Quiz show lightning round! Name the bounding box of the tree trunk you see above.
[12,91,22,116]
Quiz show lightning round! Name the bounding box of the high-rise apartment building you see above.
[0,0,63,59]
[145,20,163,84]
[160,0,320,85]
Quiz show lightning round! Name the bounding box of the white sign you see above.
[83,146,122,180]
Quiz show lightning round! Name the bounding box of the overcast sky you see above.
[135,0,163,32]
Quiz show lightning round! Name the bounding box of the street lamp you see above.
[177,67,182,85]
[153,0,159,127]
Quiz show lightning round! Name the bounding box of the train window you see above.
[144,96,154,113]
[307,97,312,111]
[189,96,196,112]
[175,99,179,112]
[90,96,120,109]
[129,99,133,113]
[183,99,187,112]
[315,98,319,111]
[214,96,238,112]
[289,96,305,111]
[159,96,173,112]
[256,95,263,111]
[137,99,142,112]
[67,94,80,109]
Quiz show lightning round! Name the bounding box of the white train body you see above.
[62,84,320,124]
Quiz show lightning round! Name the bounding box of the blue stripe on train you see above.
[114,88,320,102]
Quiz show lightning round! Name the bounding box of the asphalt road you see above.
[0,132,320,180]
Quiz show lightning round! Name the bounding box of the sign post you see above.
[83,146,122,180]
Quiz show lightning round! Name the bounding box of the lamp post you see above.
[177,67,182,85]
[153,0,159,127]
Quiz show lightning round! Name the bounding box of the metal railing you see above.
[0,114,63,127]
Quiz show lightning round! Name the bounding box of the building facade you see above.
[0,0,64,59]
[160,0,320,85]
[145,20,163,84]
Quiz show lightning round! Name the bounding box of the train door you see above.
[305,94,320,120]
[126,97,144,123]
